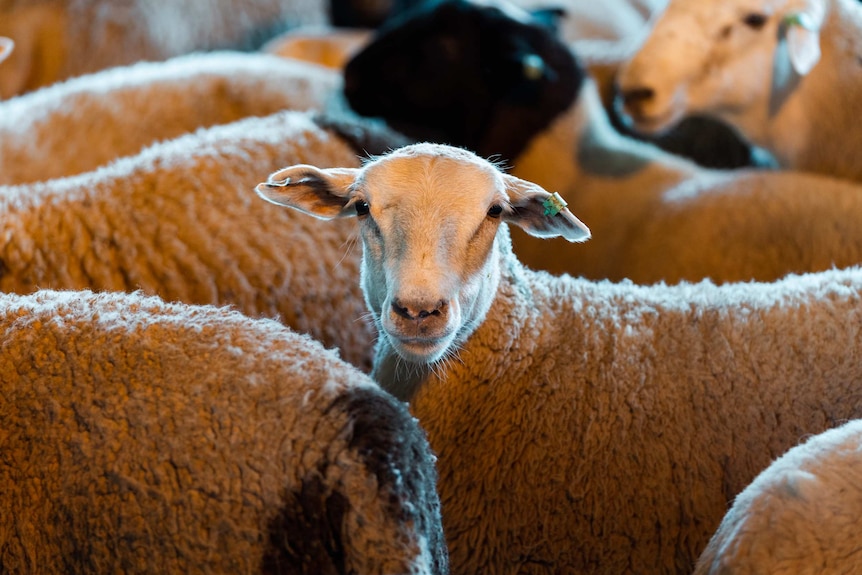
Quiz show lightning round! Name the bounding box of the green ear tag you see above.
[783,12,815,30]
[542,192,568,217]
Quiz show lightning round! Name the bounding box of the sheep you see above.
[0,108,411,372]
[694,419,862,574]
[256,141,862,575]
[343,0,759,171]
[342,0,862,285]
[0,0,328,99]
[0,287,449,574]
[0,50,342,185]
[616,0,862,183]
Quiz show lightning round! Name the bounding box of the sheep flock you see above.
[3,0,862,573]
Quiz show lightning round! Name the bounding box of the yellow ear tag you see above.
[542,192,567,216]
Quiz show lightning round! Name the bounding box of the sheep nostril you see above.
[392,299,446,321]
[392,300,413,320]
[621,86,656,110]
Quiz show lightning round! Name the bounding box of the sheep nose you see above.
[391,298,446,321]
[620,86,656,113]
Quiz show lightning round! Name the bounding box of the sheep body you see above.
[0,109,402,371]
[694,419,862,574]
[0,288,448,574]
[258,142,862,575]
[0,51,340,185]
[411,258,862,575]
[511,80,862,283]
[618,0,862,182]
[0,0,327,98]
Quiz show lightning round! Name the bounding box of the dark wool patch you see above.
[260,387,449,575]
[261,474,349,575]
[330,388,449,575]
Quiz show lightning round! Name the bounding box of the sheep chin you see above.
[384,331,457,366]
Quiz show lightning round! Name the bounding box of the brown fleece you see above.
[0,289,447,574]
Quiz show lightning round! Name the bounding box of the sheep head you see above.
[616,0,825,139]
[256,143,589,390]
[342,0,583,164]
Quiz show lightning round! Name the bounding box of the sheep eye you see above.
[355,200,370,216]
[487,204,504,218]
[742,13,768,29]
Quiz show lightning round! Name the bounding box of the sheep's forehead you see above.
[361,150,502,232]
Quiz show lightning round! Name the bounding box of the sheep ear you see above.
[781,2,824,76]
[0,38,13,64]
[0,32,30,98]
[502,174,590,243]
[0,5,65,98]
[255,165,361,220]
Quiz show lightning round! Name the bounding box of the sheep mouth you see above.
[386,333,455,365]
[615,96,683,136]
[625,108,682,135]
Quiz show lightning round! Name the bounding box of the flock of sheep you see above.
[1,0,862,573]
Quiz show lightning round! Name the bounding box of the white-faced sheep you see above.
[694,419,862,574]
[0,0,327,98]
[0,288,448,574]
[0,109,410,371]
[0,51,340,185]
[342,0,862,285]
[257,142,862,575]
[617,0,862,183]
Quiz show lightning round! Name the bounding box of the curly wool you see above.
[0,51,341,185]
[0,288,448,575]
[410,226,862,575]
[0,110,381,370]
[694,418,862,574]
[0,0,328,98]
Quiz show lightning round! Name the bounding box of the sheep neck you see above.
[514,80,695,195]
[510,80,697,279]
[371,349,433,403]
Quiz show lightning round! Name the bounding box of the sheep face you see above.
[617,0,825,138]
[342,0,583,164]
[256,143,589,367]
